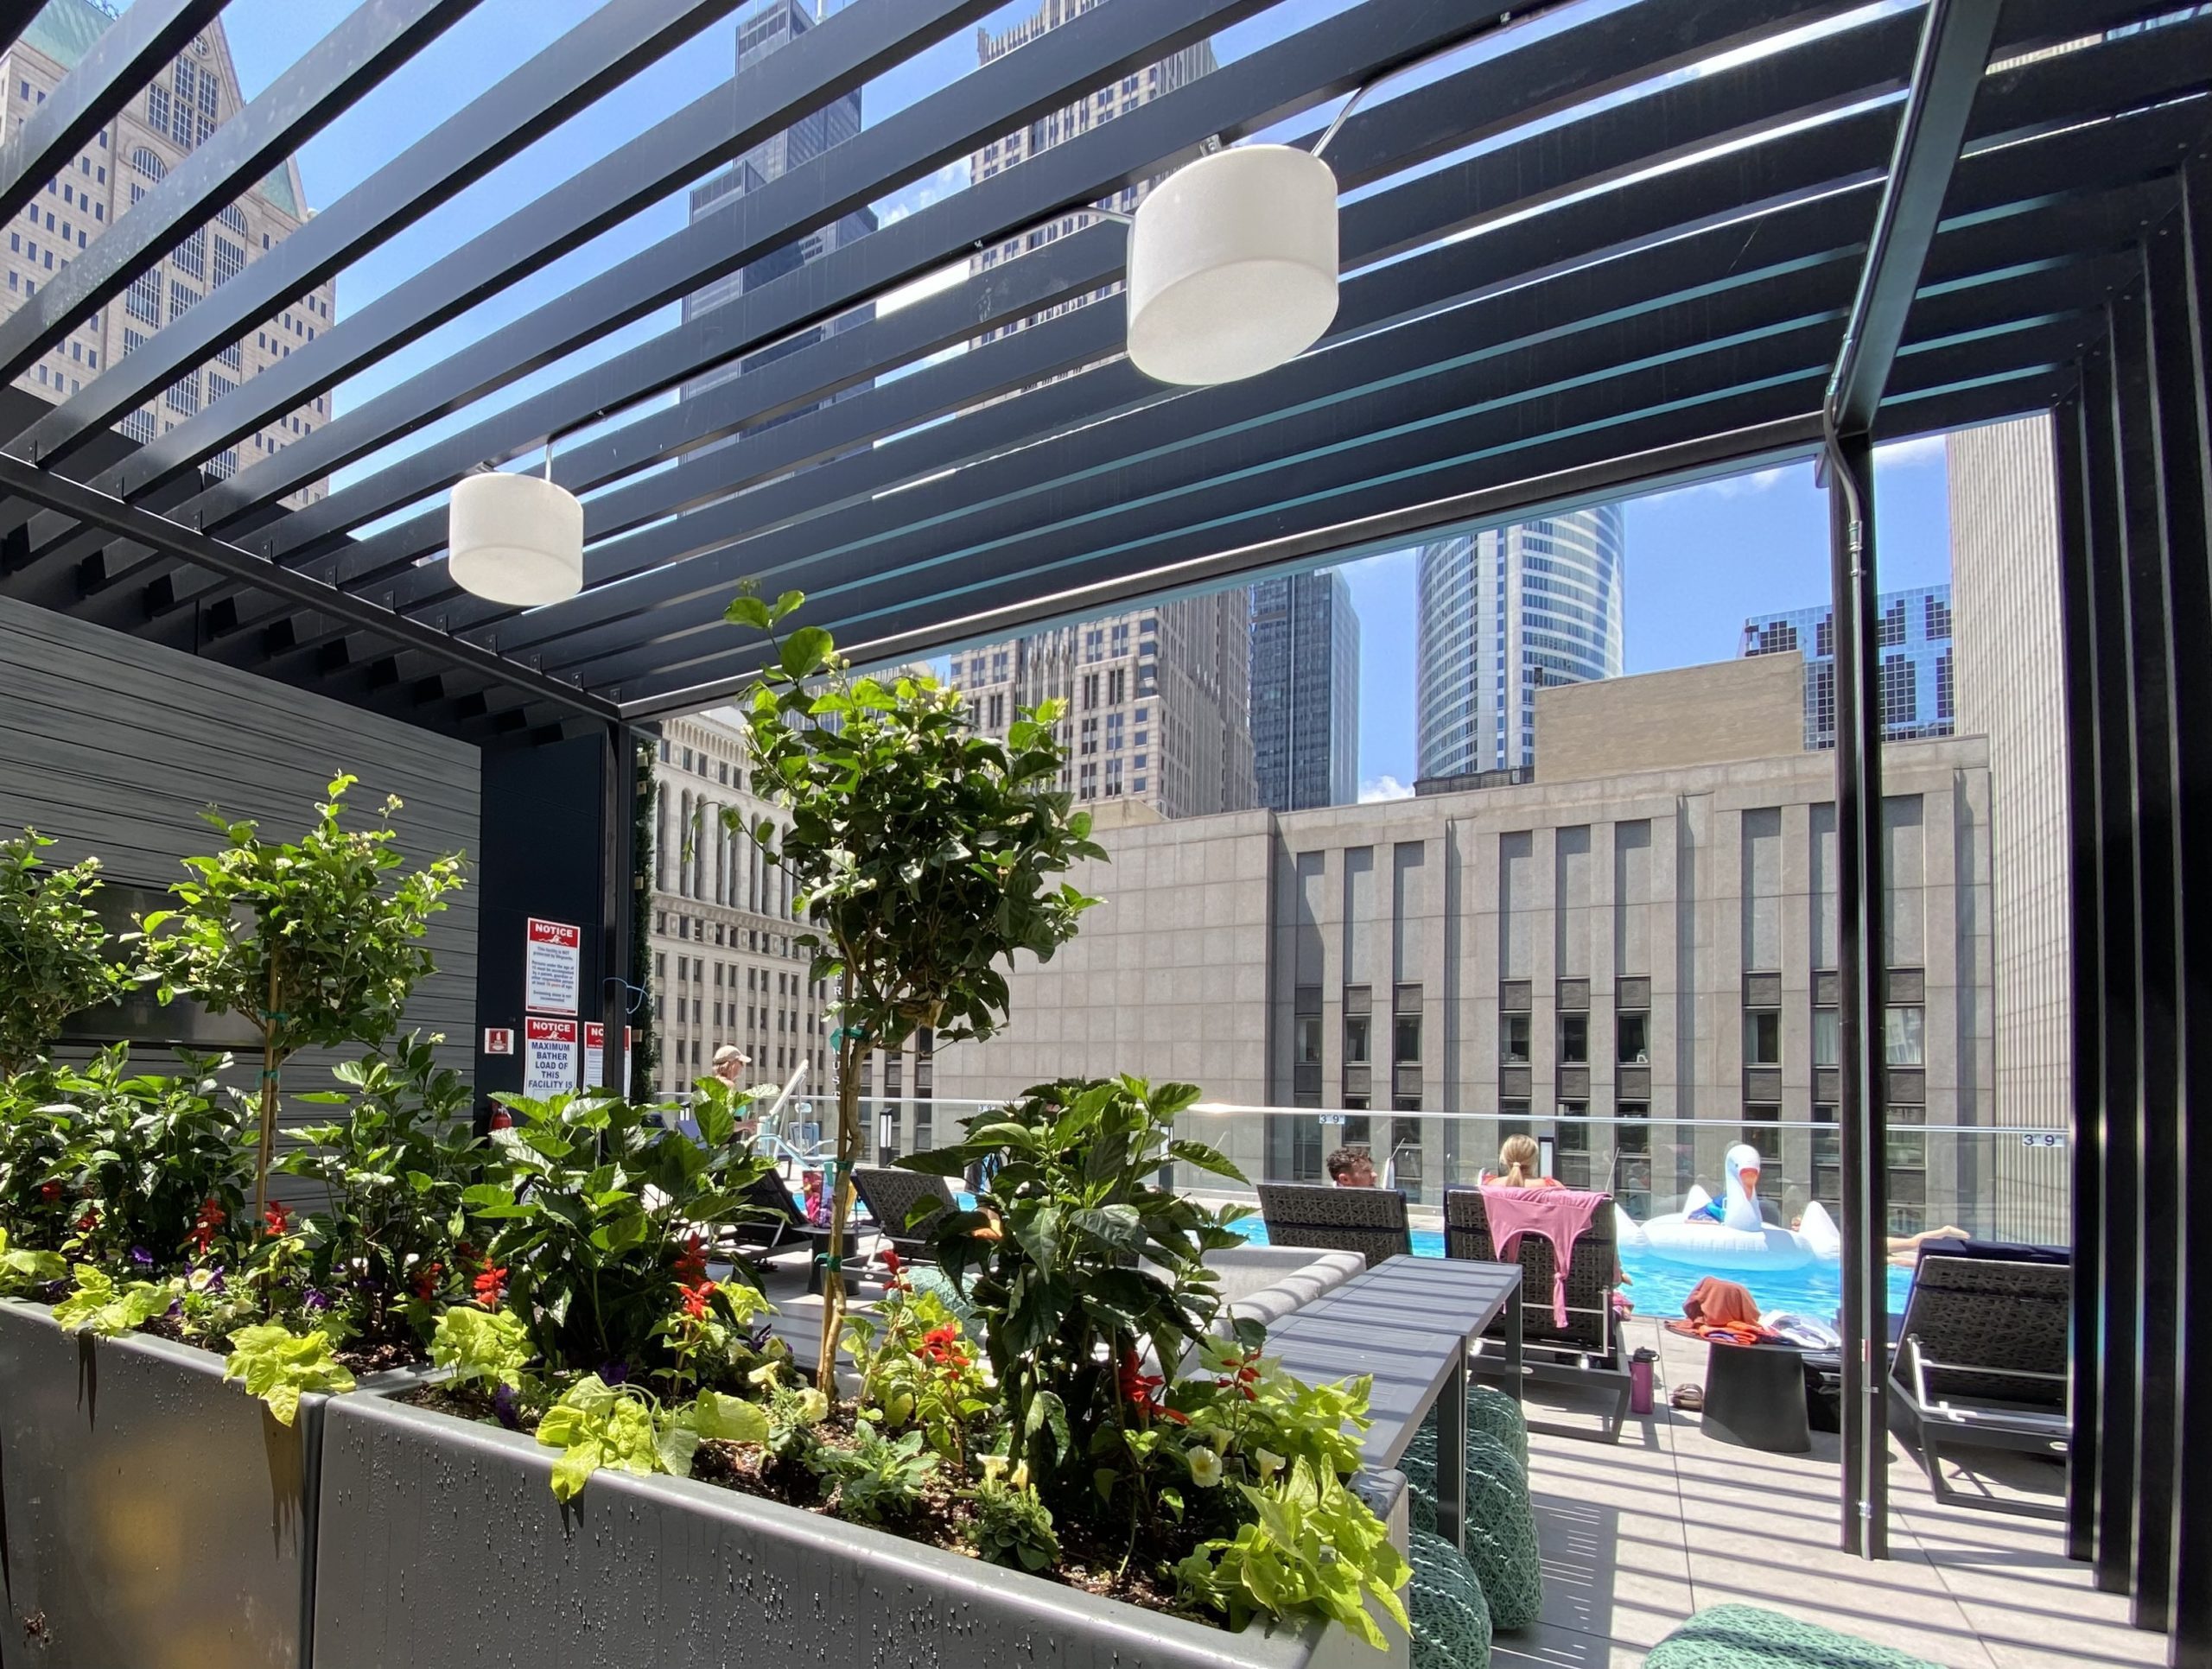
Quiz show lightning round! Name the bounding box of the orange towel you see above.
[1682,1276,1762,1329]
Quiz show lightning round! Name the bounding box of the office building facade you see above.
[0,2,335,503]
[1250,570,1359,812]
[1742,583,1956,751]
[1416,507,1627,781]
[938,660,2031,1241]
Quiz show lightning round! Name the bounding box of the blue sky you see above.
[194,0,1954,789]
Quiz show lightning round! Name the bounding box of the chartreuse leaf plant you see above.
[224,1323,358,1427]
[53,1263,177,1336]
[133,775,464,1225]
[0,1227,65,1296]
[725,590,1102,1386]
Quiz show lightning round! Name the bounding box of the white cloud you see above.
[1359,775,1414,803]
[1875,434,1947,470]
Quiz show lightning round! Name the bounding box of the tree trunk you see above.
[251,954,282,1228]
[816,1031,862,1393]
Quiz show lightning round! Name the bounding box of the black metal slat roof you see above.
[0,0,2202,745]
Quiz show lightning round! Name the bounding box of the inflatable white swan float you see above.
[1616,1143,1840,1272]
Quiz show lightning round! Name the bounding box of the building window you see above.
[1393,1012,1421,1064]
[1885,1006,1924,1066]
[1936,649,1955,723]
[168,280,200,322]
[124,270,159,324]
[212,233,245,286]
[1617,1012,1648,1063]
[1500,1012,1530,1064]
[1744,1009,1781,1066]
[1879,655,1917,730]
[1294,1016,1320,1065]
[1815,613,1834,657]
[121,407,155,442]
[1924,593,1952,640]
[173,226,205,281]
[1876,599,1906,647]
[1813,1007,1840,1066]
[164,371,200,416]
[130,144,165,181]
[217,201,246,235]
[1344,1014,1370,1065]
[1558,1012,1587,1065]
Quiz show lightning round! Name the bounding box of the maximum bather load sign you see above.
[523,1017,580,1097]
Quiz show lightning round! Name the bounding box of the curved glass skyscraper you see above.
[1415,506,1626,780]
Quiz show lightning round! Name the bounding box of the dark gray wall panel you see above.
[0,593,480,1119]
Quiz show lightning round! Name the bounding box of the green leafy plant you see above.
[52,1263,177,1336]
[224,1323,358,1425]
[133,775,465,1223]
[276,1031,479,1342]
[0,1226,65,1296]
[430,1304,535,1392]
[463,1078,772,1380]
[805,1418,939,1524]
[842,1285,990,1466]
[725,592,1103,1386]
[0,829,128,1076]
[1175,1458,1413,1649]
[901,1077,1248,1514]
[34,1048,254,1271]
[965,1470,1061,1571]
[536,1375,767,1502]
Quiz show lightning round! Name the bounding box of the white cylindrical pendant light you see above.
[1125,143,1338,386]
[448,469,583,606]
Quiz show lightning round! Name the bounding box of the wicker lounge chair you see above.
[1255,1182,1413,1269]
[1887,1253,2069,1518]
[1443,1184,1631,1442]
[852,1165,957,1263]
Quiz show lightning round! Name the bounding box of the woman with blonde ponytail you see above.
[1484,1133,1563,1190]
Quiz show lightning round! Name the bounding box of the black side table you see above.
[1700,1337,1811,1452]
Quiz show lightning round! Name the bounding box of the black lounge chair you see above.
[719,1169,831,1294]
[1255,1182,1412,1270]
[1443,1184,1631,1443]
[1888,1253,2069,1518]
[852,1165,957,1264]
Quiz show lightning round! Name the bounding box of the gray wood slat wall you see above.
[0,595,481,1158]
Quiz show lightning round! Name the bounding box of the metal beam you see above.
[0,453,617,723]
[1828,0,2003,435]
[0,0,223,233]
[8,0,753,466]
[0,0,480,397]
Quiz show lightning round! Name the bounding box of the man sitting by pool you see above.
[1325,1145,1376,1187]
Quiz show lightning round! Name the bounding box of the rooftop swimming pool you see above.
[1221,1213,1914,1319]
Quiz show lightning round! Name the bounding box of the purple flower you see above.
[747,1321,775,1352]
[492,1382,522,1431]
[130,1246,154,1268]
[599,1359,630,1387]
[302,1287,331,1312]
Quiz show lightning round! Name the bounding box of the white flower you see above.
[795,1388,830,1424]
[1186,1445,1224,1488]
[747,1362,782,1387]
[1255,1448,1286,1480]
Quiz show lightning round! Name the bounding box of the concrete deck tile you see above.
[1489,1619,1652,1668]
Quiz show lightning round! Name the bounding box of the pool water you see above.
[1223,1214,1913,1320]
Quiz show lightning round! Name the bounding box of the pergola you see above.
[0,0,2202,1653]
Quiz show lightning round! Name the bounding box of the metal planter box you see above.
[0,1298,417,1669]
[313,1393,1409,1669]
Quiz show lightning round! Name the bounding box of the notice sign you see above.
[524,918,582,1014]
[523,1017,579,1097]
[582,1023,633,1089]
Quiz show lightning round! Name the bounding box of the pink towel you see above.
[1484,1187,1606,1327]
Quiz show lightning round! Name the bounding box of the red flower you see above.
[878,1247,911,1291]
[680,1279,717,1320]
[189,1197,225,1256]
[262,1203,293,1237]
[918,1323,969,1370]
[1161,1407,1192,1425]
[1119,1349,1166,1421]
[74,1205,99,1232]
[675,1234,709,1287]
[39,1182,61,1203]
[473,1265,508,1306]
[455,1241,480,1269]
[412,1260,444,1302]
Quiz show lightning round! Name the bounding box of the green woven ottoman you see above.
[1409,1526,1491,1669]
[1463,1431,1542,1630]
[1648,1605,1945,1668]
[1466,1385,1528,1470]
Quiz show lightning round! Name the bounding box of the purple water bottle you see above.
[1629,1347,1658,1416]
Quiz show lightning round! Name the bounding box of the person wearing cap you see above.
[711,1044,758,1144]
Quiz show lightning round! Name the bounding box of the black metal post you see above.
[2050,393,2102,1568]
[599,720,638,1096]
[1827,427,1889,1561]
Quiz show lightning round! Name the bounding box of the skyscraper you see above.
[1742,583,1955,751]
[680,1,875,471]
[954,2,1253,820]
[1415,507,1626,780]
[1249,571,1359,811]
[0,2,335,504]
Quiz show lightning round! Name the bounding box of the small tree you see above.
[726,591,1103,1385]
[0,828,127,1076]
[137,776,465,1224]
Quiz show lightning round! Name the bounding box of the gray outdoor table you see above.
[1265,1308,1469,1550]
[1300,1254,1526,1397]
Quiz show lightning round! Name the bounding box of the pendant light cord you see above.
[1313,11,1525,160]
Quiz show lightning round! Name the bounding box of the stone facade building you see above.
[937,660,2027,1238]
[0,0,334,503]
